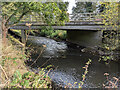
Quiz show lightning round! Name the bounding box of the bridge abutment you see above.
[67,30,103,49]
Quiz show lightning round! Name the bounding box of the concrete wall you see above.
[67,30,103,49]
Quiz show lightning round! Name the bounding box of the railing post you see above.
[30,15,32,22]
[21,30,26,44]
[89,13,91,21]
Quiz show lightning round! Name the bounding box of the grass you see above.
[0,38,52,88]
[0,39,28,87]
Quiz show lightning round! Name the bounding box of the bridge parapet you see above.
[69,13,100,22]
[15,13,102,23]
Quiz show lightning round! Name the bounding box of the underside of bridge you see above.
[10,23,105,49]
[14,28,103,49]
[67,30,103,49]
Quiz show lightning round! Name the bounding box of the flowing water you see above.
[27,36,120,88]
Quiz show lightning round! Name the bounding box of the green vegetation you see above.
[10,29,21,36]
[78,59,92,88]
[1,1,120,89]
[1,39,52,88]
[10,70,51,88]
[39,29,66,40]
[9,28,67,40]
[1,2,69,44]
[60,59,92,88]
[98,2,119,64]
[72,2,96,13]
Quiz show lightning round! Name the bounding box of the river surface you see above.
[27,36,120,88]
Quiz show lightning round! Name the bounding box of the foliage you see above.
[78,59,92,88]
[72,2,96,14]
[1,2,69,44]
[57,2,69,23]
[2,2,68,26]
[0,35,52,88]
[10,69,51,88]
[0,41,29,87]
[99,2,119,63]
[97,3,106,13]
[39,28,67,40]
[10,29,21,36]
[38,2,69,26]
[0,56,17,67]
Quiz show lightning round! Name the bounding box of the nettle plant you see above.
[99,2,119,64]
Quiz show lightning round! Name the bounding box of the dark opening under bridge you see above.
[9,13,111,48]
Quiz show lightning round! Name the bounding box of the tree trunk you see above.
[2,17,8,46]
[3,28,8,46]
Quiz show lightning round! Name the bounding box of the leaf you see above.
[82,67,86,69]
[24,80,29,88]
[74,82,77,84]
[13,61,17,65]
[15,70,22,80]
[13,57,17,60]
[11,78,18,85]
[8,57,11,60]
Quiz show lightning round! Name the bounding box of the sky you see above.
[63,0,76,14]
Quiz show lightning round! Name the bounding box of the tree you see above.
[99,2,119,63]
[57,2,69,23]
[72,2,96,14]
[97,3,106,12]
[1,2,69,44]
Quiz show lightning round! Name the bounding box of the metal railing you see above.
[69,13,99,21]
[16,13,101,23]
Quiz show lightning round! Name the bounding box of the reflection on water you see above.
[27,36,120,88]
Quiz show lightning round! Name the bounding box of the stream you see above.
[26,35,120,88]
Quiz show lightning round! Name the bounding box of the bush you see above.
[10,69,51,88]
[39,29,67,40]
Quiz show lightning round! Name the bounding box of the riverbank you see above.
[0,38,51,88]
[1,39,27,87]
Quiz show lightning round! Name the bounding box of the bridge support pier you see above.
[21,30,26,44]
[67,30,103,49]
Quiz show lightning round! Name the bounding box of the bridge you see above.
[10,13,104,30]
[9,13,109,48]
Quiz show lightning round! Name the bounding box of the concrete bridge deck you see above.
[10,24,104,31]
[10,20,105,31]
